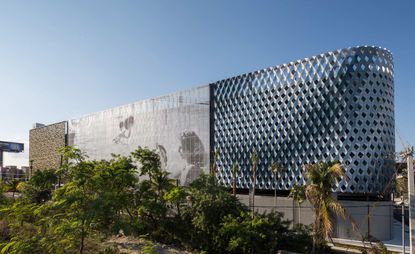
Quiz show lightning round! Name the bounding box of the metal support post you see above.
[407,153,414,254]
[403,204,406,254]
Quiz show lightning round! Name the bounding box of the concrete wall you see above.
[237,195,314,225]
[336,200,393,241]
[29,121,66,173]
[238,194,392,241]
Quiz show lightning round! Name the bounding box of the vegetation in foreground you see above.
[0,147,313,254]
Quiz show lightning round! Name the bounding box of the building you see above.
[213,46,394,195]
[30,46,395,239]
[0,141,24,168]
[0,165,28,181]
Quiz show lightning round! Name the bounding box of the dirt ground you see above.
[104,236,194,254]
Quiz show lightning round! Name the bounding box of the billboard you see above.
[0,141,24,153]
[68,86,210,186]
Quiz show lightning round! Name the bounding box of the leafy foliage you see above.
[305,161,358,253]
[289,185,306,205]
[231,163,239,196]
[0,146,314,254]
[179,174,246,252]
[219,211,289,254]
[19,170,58,204]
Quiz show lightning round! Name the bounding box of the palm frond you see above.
[320,202,333,238]
[328,198,359,234]
[328,163,345,178]
[231,163,239,177]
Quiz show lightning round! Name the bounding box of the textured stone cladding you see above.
[212,46,394,194]
[29,122,66,171]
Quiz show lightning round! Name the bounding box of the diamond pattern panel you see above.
[212,46,394,194]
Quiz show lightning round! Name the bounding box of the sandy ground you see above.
[104,236,193,254]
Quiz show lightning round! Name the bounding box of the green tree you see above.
[45,146,138,253]
[29,170,57,190]
[211,149,220,176]
[1,147,142,254]
[131,147,174,240]
[218,211,312,254]
[180,174,246,253]
[231,163,239,197]
[56,146,87,183]
[0,198,47,253]
[250,151,258,216]
[0,146,316,254]
[21,170,58,204]
[6,179,20,199]
[164,186,186,219]
[269,163,283,208]
[289,185,306,224]
[50,160,97,254]
[304,161,357,253]
[91,155,138,234]
[0,182,8,206]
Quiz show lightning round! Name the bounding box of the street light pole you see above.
[403,203,406,254]
[29,160,33,179]
[402,147,415,254]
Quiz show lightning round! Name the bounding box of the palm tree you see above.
[7,179,20,199]
[289,185,306,224]
[231,163,239,197]
[251,151,258,216]
[304,161,358,253]
[211,149,220,176]
[269,163,283,208]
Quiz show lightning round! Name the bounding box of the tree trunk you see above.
[252,163,256,216]
[274,172,277,209]
[80,220,85,254]
[312,210,319,254]
[233,177,236,197]
[177,203,181,218]
[312,223,317,254]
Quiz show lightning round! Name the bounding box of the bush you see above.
[0,220,10,242]
[0,147,317,254]
[217,211,313,254]
[177,174,246,252]
[278,224,313,253]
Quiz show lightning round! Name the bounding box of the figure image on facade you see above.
[171,130,206,186]
[155,143,168,170]
[113,116,134,144]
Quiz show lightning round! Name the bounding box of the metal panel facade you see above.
[68,86,210,186]
[31,46,395,193]
[213,46,394,194]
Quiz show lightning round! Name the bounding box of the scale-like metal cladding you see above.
[213,46,394,193]
[68,86,210,186]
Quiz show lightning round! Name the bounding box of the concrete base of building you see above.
[237,194,393,241]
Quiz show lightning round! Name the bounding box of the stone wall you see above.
[29,121,66,173]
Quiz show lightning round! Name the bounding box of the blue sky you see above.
[1,1,414,166]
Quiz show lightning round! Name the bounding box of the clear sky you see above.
[1,1,414,167]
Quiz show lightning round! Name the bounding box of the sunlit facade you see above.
[30,46,395,194]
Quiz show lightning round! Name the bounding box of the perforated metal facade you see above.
[30,46,395,193]
[213,46,394,194]
[67,86,211,186]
